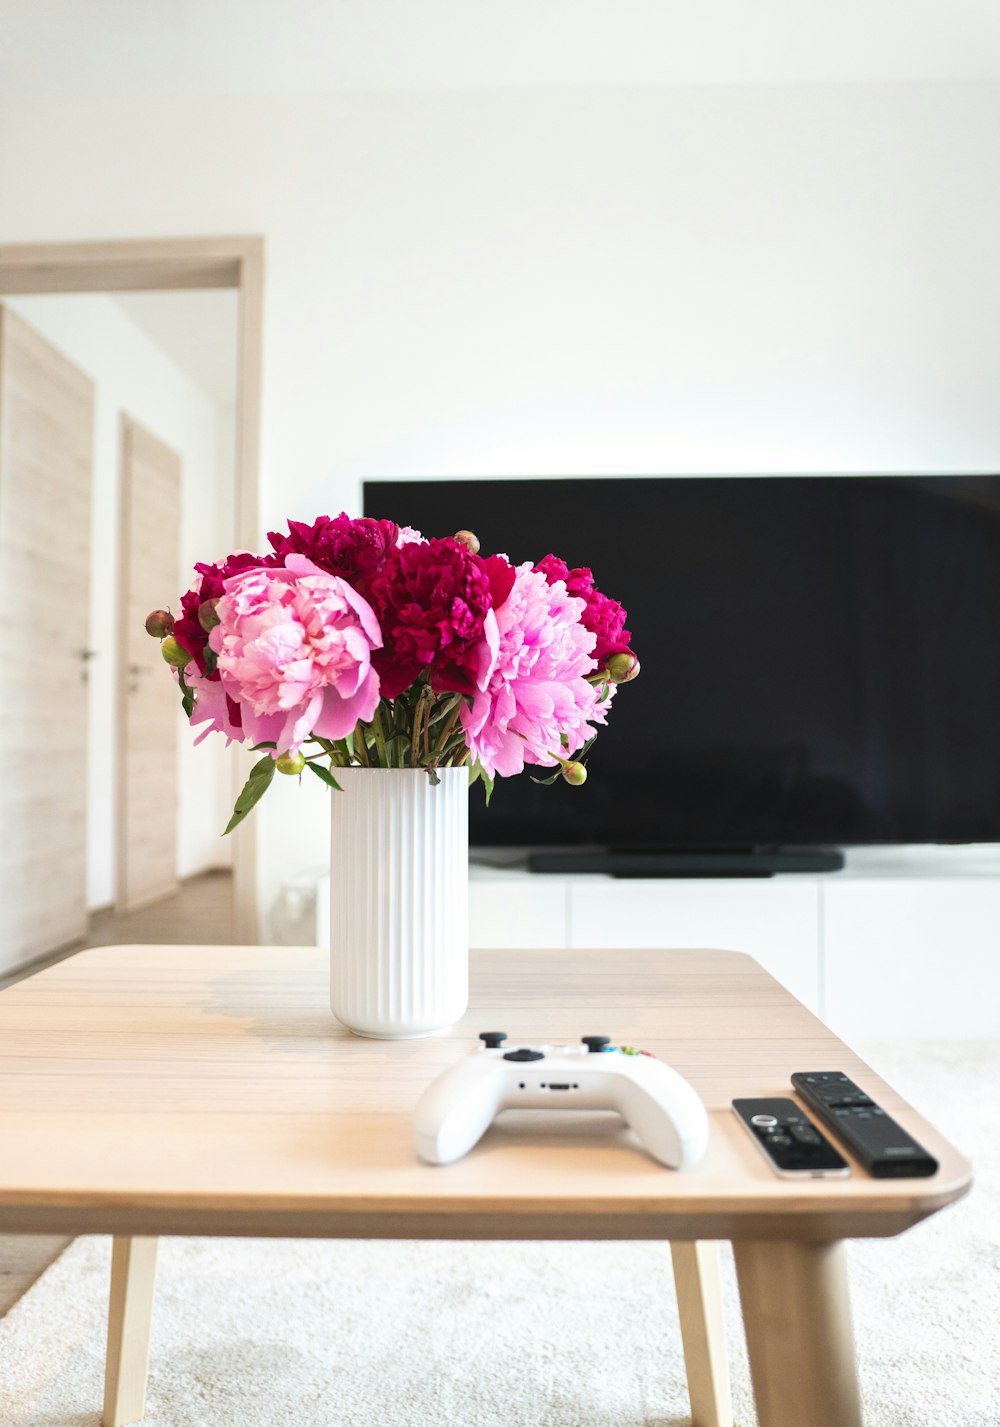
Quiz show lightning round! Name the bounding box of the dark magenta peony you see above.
[533,553,595,601]
[582,587,632,665]
[533,553,632,666]
[367,538,510,699]
[267,513,398,589]
[479,552,517,612]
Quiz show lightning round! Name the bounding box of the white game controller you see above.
[414,1033,710,1169]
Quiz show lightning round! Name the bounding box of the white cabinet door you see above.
[822,880,1000,1039]
[569,878,821,1010]
[469,874,569,949]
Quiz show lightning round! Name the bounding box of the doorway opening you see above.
[0,237,263,979]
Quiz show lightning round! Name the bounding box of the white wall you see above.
[5,294,235,908]
[2,83,999,928]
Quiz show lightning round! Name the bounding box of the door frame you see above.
[0,236,263,942]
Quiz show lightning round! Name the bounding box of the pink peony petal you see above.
[311,667,381,741]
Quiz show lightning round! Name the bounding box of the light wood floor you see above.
[0,870,235,1316]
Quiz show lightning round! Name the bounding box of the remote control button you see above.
[582,1036,612,1053]
[788,1123,821,1146]
[503,1048,544,1062]
[479,1032,507,1049]
[750,1114,778,1127]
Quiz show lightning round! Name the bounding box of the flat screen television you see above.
[364,476,1000,873]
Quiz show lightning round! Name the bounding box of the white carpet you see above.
[0,1041,996,1427]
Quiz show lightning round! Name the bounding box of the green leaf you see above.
[202,646,218,676]
[529,771,562,786]
[250,741,277,751]
[223,755,276,835]
[426,767,441,786]
[482,769,495,807]
[307,761,343,791]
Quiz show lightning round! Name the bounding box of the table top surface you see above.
[0,944,971,1241]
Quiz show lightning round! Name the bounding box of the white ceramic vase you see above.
[329,766,469,1038]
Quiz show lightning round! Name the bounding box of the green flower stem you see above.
[354,722,370,767]
[411,688,429,767]
[431,698,462,757]
[439,728,470,765]
[372,703,390,768]
[392,700,407,766]
[434,705,464,762]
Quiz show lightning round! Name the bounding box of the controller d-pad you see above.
[503,1048,544,1062]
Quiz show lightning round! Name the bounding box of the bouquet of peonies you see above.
[146,514,638,833]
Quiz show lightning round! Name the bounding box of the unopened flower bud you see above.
[145,609,174,639]
[606,651,640,684]
[453,529,481,555]
[161,636,191,669]
[198,597,221,633]
[276,751,306,776]
[561,761,588,787]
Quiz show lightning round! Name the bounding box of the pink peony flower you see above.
[366,538,507,700]
[209,554,383,753]
[534,553,632,665]
[460,563,613,779]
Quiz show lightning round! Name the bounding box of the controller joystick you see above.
[414,1035,709,1170]
[479,1032,507,1049]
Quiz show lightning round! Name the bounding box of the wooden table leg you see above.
[733,1239,862,1427]
[671,1241,734,1427]
[103,1235,158,1427]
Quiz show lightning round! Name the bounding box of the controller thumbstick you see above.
[582,1035,612,1053]
[479,1031,508,1049]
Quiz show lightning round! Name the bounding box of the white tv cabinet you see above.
[468,846,1000,1041]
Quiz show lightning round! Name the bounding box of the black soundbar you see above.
[525,847,845,878]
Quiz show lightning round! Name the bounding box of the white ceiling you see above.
[3,0,1000,97]
[113,291,238,407]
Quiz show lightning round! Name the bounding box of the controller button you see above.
[581,1036,612,1053]
[503,1048,544,1062]
[479,1031,508,1049]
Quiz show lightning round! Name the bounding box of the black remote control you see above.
[732,1098,850,1177]
[791,1072,939,1178]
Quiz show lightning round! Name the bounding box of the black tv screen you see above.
[364,476,1000,849]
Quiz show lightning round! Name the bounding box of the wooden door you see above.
[0,305,94,973]
[118,416,181,911]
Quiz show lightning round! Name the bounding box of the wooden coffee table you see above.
[0,944,971,1427]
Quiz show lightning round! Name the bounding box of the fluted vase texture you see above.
[329,767,469,1038]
